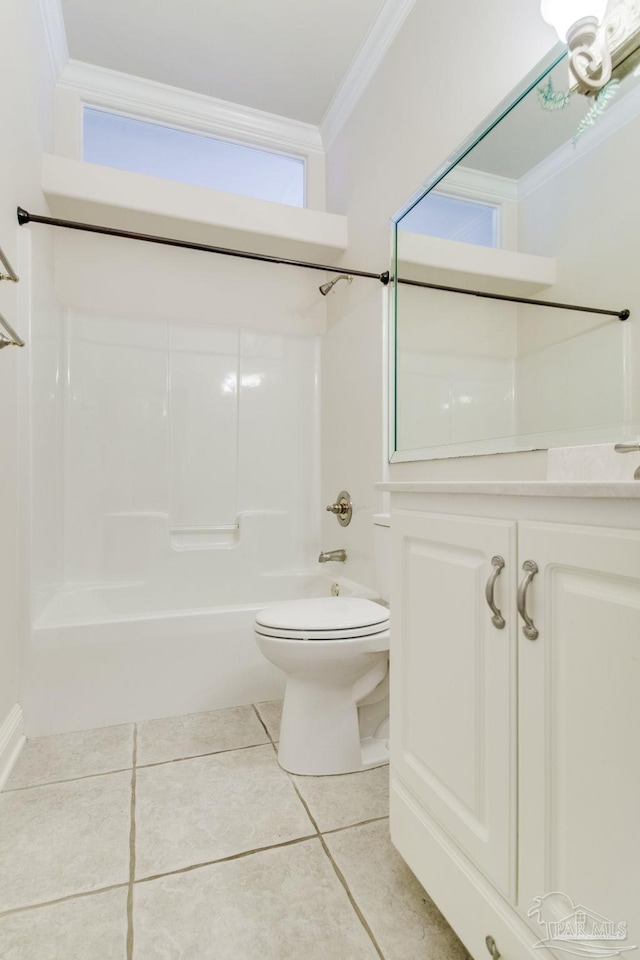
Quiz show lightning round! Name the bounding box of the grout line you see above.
[251,704,274,745]
[0,819,386,920]
[318,834,386,960]
[1,705,283,796]
[287,777,321,836]
[136,740,270,771]
[126,725,138,960]
[134,833,318,885]
[2,739,273,794]
[251,705,282,763]
[0,883,130,919]
[321,815,389,837]
[3,767,134,793]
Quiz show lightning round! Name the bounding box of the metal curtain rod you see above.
[17,207,629,320]
[397,276,630,321]
[16,208,390,285]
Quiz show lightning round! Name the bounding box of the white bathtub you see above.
[27,572,369,737]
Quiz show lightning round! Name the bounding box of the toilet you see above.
[254,514,390,776]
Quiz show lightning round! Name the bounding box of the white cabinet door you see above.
[517,521,640,952]
[391,509,517,897]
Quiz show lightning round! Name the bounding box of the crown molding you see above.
[518,76,640,200]
[438,166,519,203]
[42,0,414,157]
[35,0,69,82]
[59,60,325,156]
[320,0,416,151]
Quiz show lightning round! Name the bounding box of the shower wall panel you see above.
[64,313,169,582]
[62,310,319,591]
[169,322,239,530]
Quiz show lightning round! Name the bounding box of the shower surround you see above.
[26,285,325,735]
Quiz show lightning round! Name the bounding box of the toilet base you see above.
[360,734,389,770]
[278,731,389,777]
[275,654,389,776]
[278,733,389,777]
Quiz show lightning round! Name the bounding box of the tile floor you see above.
[0,701,470,960]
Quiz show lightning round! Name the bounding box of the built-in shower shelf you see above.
[397,233,556,296]
[170,524,240,549]
[42,154,348,262]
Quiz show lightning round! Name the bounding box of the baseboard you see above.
[0,704,25,791]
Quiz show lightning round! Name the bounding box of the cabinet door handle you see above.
[485,556,506,629]
[517,560,539,640]
[486,935,502,959]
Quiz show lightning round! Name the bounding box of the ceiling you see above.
[59,0,389,125]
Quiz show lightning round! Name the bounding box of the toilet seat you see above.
[255,597,389,641]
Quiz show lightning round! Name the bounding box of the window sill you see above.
[42,155,347,261]
[397,233,556,296]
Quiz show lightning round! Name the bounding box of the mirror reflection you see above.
[393,54,640,461]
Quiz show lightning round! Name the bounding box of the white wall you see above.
[321,0,556,589]
[0,0,57,758]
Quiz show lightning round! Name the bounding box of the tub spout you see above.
[318,549,347,563]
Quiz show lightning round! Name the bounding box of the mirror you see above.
[392,49,640,462]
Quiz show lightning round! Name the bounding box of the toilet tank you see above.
[373,513,391,603]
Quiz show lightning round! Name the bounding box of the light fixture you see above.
[541,0,612,94]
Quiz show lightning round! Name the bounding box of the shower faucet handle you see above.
[325,491,353,527]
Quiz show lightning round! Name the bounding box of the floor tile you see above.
[292,763,389,833]
[136,705,268,766]
[0,888,128,960]
[254,699,282,741]
[325,819,468,960]
[5,725,134,790]
[135,744,313,879]
[134,838,379,960]
[0,771,131,912]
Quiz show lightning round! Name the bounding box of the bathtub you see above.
[27,572,371,737]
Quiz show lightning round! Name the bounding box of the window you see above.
[399,192,499,248]
[83,108,305,207]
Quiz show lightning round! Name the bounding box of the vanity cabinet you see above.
[390,510,518,899]
[517,522,640,947]
[387,487,640,960]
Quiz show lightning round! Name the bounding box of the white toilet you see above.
[254,514,390,776]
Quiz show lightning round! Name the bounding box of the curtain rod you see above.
[16,208,389,285]
[17,207,629,321]
[396,276,630,321]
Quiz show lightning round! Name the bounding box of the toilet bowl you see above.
[255,596,390,775]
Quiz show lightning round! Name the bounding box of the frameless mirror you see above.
[392,49,640,462]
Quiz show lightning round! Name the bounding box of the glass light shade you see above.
[540,0,608,40]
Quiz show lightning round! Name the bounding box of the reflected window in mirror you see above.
[400,192,500,249]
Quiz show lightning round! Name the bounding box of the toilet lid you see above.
[255,597,389,640]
